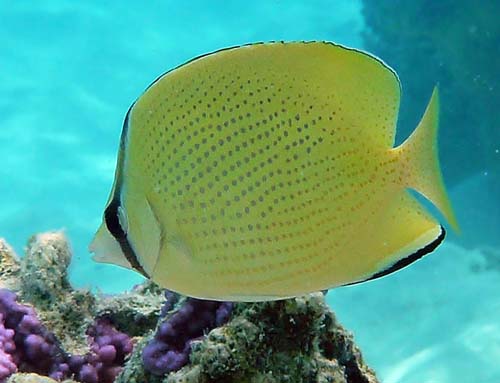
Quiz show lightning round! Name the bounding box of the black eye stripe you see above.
[105,199,126,239]
[104,198,148,278]
[101,103,149,278]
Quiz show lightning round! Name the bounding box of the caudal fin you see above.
[395,87,459,232]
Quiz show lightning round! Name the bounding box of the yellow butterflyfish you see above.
[90,41,458,301]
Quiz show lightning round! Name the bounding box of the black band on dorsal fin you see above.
[343,226,446,287]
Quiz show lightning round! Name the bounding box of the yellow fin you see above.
[339,190,444,285]
[395,87,459,232]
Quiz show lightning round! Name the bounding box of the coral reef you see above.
[0,232,378,383]
[0,288,68,379]
[0,232,162,383]
[7,373,76,383]
[0,240,20,291]
[17,234,96,356]
[67,318,133,383]
[362,0,500,191]
[0,233,162,352]
[117,294,377,383]
[0,287,135,383]
[94,282,164,338]
[0,313,17,380]
[142,298,233,375]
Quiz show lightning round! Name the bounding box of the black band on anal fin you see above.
[343,226,446,287]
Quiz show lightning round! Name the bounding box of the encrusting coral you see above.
[67,318,133,383]
[17,234,95,356]
[0,232,378,383]
[142,297,234,376]
[0,288,67,379]
[0,233,160,383]
[0,313,17,380]
[5,373,76,383]
[0,241,20,291]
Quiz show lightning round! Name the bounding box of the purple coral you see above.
[68,318,133,383]
[0,288,67,380]
[0,289,133,383]
[0,313,17,381]
[0,285,233,381]
[160,290,179,318]
[143,296,233,376]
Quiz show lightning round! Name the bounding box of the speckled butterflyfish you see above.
[90,41,458,301]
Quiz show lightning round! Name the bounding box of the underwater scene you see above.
[1,1,498,382]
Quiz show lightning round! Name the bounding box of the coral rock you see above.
[18,233,96,356]
[20,233,71,302]
[95,281,165,337]
[117,293,378,383]
[0,239,20,291]
[142,297,233,376]
[1,233,377,383]
[6,372,77,383]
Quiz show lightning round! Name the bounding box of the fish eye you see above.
[104,199,127,240]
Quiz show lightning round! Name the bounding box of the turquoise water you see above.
[1,1,498,382]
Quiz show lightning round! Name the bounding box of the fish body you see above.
[90,42,457,301]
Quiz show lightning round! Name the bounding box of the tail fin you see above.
[396,86,459,232]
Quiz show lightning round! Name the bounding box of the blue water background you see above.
[1,2,498,382]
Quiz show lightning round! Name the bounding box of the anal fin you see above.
[340,191,444,286]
